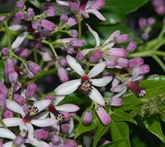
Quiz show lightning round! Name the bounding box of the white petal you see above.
[56,0,69,6]
[86,9,106,21]
[6,100,25,117]
[33,100,51,112]
[103,30,120,45]
[55,79,80,95]
[26,123,34,143]
[31,138,51,147]
[31,118,57,127]
[8,25,27,31]
[91,77,112,87]
[0,128,16,139]
[11,32,28,49]
[87,62,106,78]
[89,87,105,106]
[3,118,23,127]
[80,48,94,56]
[111,84,126,92]
[112,88,127,98]
[3,142,14,147]
[56,104,80,112]
[86,23,100,46]
[66,55,85,76]
[54,95,65,105]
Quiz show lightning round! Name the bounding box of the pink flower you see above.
[54,55,112,106]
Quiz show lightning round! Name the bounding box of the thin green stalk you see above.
[152,55,165,72]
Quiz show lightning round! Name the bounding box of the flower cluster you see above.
[0,0,151,146]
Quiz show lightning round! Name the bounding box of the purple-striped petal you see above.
[87,62,106,78]
[33,100,51,112]
[89,87,105,106]
[3,118,23,127]
[86,9,106,21]
[66,55,85,76]
[31,118,57,127]
[55,79,80,95]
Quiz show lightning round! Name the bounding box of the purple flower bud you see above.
[34,32,43,40]
[51,135,61,145]
[91,0,105,10]
[75,53,84,61]
[0,91,7,107]
[155,5,165,15]
[13,135,25,146]
[59,58,68,66]
[57,67,69,82]
[0,16,6,21]
[138,64,150,74]
[26,8,35,19]
[45,8,56,17]
[15,10,25,20]
[106,60,117,68]
[3,109,14,118]
[96,107,111,125]
[108,48,127,58]
[8,71,18,83]
[1,47,9,56]
[34,129,49,139]
[126,41,137,53]
[129,57,144,67]
[14,82,22,92]
[60,111,70,121]
[5,58,15,75]
[139,18,147,29]
[61,124,70,133]
[147,17,155,25]
[63,139,78,147]
[68,29,78,37]
[126,81,146,97]
[89,50,103,62]
[41,19,56,31]
[60,14,68,22]
[16,1,24,8]
[32,21,41,30]
[82,110,92,124]
[115,34,130,43]
[27,61,41,74]
[16,48,30,58]
[45,94,54,101]
[110,97,122,106]
[142,33,149,40]
[27,71,35,79]
[66,16,77,27]
[0,82,8,94]
[13,94,25,105]
[25,82,37,97]
[117,58,129,67]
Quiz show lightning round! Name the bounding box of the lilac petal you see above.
[80,48,94,56]
[89,87,105,106]
[6,100,25,117]
[33,100,51,112]
[56,0,69,6]
[88,62,106,78]
[86,23,100,46]
[11,32,28,49]
[90,0,105,10]
[54,96,65,105]
[31,118,57,127]
[86,9,106,21]
[3,118,23,127]
[56,104,80,112]
[102,42,114,50]
[31,138,51,147]
[0,128,16,139]
[66,55,85,76]
[111,77,121,88]
[112,88,127,98]
[8,25,27,31]
[55,79,80,95]
[91,77,112,87]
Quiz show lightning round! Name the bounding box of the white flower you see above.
[54,55,112,106]
[2,99,57,143]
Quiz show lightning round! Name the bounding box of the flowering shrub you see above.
[0,0,165,146]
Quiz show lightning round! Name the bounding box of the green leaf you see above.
[103,0,149,24]
[0,59,5,82]
[111,110,137,124]
[143,118,165,143]
[93,122,110,147]
[110,121,131,147]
